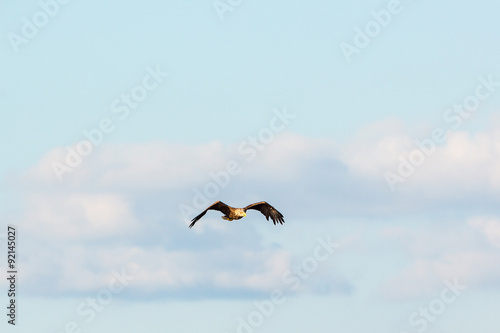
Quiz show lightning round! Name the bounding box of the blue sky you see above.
[2,0,500,332]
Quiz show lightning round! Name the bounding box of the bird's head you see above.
[236,209,246,218]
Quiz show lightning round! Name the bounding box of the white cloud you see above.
[340,118,414,177]
[25,119,500,205]
[412,129,500,191]
[16,138,310,297]
[344,119,500,195]
[21,192,138,240]
[468,216,500,248]
[19,238,294,297]
[381,217,500,300]
[239,132,336,182]
[27,141,231,190]
[16,119,500,299]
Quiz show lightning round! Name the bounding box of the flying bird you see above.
[189,201,284,228]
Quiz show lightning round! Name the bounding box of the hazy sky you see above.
[2,0,500,332]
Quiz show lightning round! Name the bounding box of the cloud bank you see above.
[11,117,500,299]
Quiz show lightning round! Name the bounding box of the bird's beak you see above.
[243,212,247,216]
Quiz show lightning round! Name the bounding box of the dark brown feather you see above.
[189,201,231,228]
[244,201,285,225]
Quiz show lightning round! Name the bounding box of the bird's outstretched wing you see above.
[189,201,231,228]
[244,201,285,225]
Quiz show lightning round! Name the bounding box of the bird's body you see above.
[221,208,246,221]
[189,201,284,228]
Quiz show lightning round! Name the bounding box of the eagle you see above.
[189,201,285,228]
